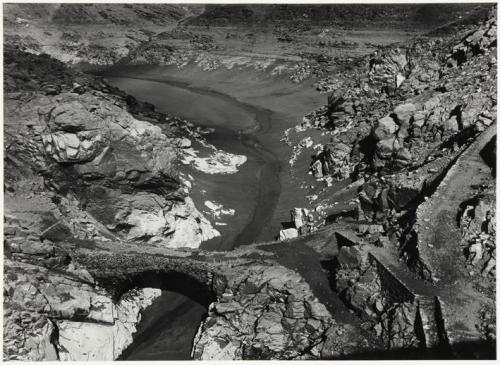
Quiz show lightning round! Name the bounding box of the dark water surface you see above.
[118,291,206,360]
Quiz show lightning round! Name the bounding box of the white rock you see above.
[161,197,220,249]
[396,73,406,88]
[279,228,299,241]
[181,148,247,174]
[126,209,167,240]
[61,133,81,149]
[205,200,222,212]
[178,138,192,148]
[81,139,93,150]
[66,146,79,158]
[56,288,161,361]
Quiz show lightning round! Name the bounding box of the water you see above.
[118,291,206,360]
[104,73,283,360]
[105,75,281,250]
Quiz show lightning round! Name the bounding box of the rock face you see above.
[56,288,162,360]
[4,229,347,361]
[4,48,218,250]
[2,48,223,360]
[191,264,333,359]
[3,252,160,361]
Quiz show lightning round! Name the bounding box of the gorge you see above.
[3,3,497,361]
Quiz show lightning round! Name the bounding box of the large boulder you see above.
[49,99,102,132]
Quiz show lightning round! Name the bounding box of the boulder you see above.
[394,103,416,126]
[279,228,299,241]
[444,116,459,132]
[304,298,331,320]
[373,116,398,141]
[413,111,427,128]
[376,137,396,159]
[50,99,100,132]
[176,137,192,148]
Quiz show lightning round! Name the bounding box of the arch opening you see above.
[95,269,220,360]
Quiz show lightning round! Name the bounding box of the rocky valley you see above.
[2,3,497,361]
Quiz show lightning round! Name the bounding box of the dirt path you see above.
[415,124,496,285]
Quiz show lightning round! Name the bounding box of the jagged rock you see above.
[192,264,334,360]
[55,288,162,361]
[448,12,497,67]
[379,303,420,349]
[368,47,409,93]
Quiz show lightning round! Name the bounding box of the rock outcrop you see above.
[4,48,219,250]
[3,48,223,360]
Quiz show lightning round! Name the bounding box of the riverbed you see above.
[105,75,282,250]
[103,66,326,360]
[104,64,326,246]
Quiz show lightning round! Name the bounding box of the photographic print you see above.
[2,1,497,361]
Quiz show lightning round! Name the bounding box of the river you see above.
[104,70,290,360]
[105,75,282,250]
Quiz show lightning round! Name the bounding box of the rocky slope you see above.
[186,4,487,29]
[4,48,222,249]
[5,3,492,79]
[281,8,496,357]
[2,44,342,361]
[3,4,202,66]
